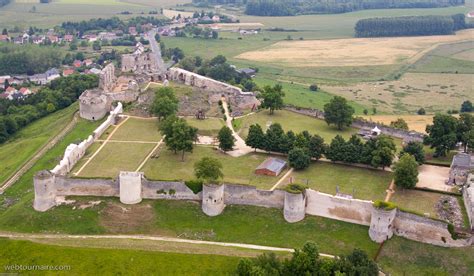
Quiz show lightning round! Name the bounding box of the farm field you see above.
[235,30,474,67]
[142,146,283,189]
[0,238,240,275]
[283,162,392,201]
[235,109,358,142]
[0,104,77,185]
[361,115,435,133]
[323,73,474,114]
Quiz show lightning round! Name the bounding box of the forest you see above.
[0,74,98,143]
[355,14,468,37]
[0,43,63,75]
[241,0,465,16]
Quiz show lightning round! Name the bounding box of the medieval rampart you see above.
[463,174,474,230]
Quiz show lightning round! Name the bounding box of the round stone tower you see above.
[33,170,57,212]
[369,206,397,243]
[119,171,143,204]
[79,89,110,121]
[202,184,225,216]
[283,191,306,223]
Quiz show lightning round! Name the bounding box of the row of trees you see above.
[0,43,63,75]
[178,26,219,39]
[0,74,98,143]
[237,242,378,275]
[244,0,464,16]
[178,55,258,92]
[425,113,474,156]
[355,14,468,37]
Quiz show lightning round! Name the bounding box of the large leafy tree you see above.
[161,117,198,161]
[288,147,311,170]
[245,123,265,151]
[308,134,326,160]
[218,126,234,151]
[151,87,178,120]
[194,157,224,184]
[258,84,285,115]
[264,123,286,152]
[457,113,473,152]
[370,135,396,169]
[425,114,458,157]
[326,135,346,162]
[324,96,354,130]
[400,141,425,164]
[461,100,473,113]
[394,153,419,189]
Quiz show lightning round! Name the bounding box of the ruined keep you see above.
[119,171,143,204]
[79,89,111,121]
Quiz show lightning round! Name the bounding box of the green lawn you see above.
[0,104,77,185]
[235,109,358,142]
[143,146,282,189]
[288,162,391,201]
[0,238,239,275]
[111,117,161,142]
[185,117,225,137]
[390,189,446,219]
[76,142,155,178]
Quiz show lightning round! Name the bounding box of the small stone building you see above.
[448,153,474,185]
[255,158,287,176]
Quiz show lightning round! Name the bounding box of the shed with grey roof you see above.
[255,157,287,176]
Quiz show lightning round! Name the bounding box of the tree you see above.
[390,118,409,130]
[457,113,473,152]
[425,114,458,157]
[308,134,325,160]
[325,135,346,162]
[162,118,197,161]
[258,84,285,115]
[264,123,285,152]
[400,141,425,164]
[1,28,7,35]
[151,87,178,120]
[345,134,364,163]
[194,157,224,183]
[218,126,234,151]
[69,43,78,51]
[245,124,265,151]
[324,96,354,130]
[417,108,426,115]
[394,154,419,189]
[288,147,311,170]
[461,100,473,113]
[92,41,101,51]
[309,84,318,91]
[370,135,396,169]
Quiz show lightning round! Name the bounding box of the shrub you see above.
[309,84,318,91]
[185,179,203,194]
[417,108,426,115]
[285,183,307,194]
[373,200,397,210]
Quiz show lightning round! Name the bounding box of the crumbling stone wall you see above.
[202,184,225,216]
[121,42,166,77]
[368,207,397,243]
[79,89,111,121]
[224,184,284,208]
[99,63,117,93]
[284,191,306,223]
[463,174,474,230]
[167,68,259,112]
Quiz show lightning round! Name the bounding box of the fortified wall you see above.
[463,174,474,230]
[167,68,259,112]
[33,170,472,247]
[50,103,123,176]
[285,106,425,143]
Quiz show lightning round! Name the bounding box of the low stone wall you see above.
[305,189,373,226]
[463,174,474,230]
[285,106,424,142]
[393,210,471,247]
[51,103,123,176]
[224,184,285,208]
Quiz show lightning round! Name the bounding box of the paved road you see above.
[147,30,167,74]
[0,111,79,195]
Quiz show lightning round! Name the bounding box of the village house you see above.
[212,15,220,22]
[62,69,75,76]
[63,34,74,42]
[0,34,10,42]
[19,87,32,96]
[128,27,137,35]
[29,73,48,85]
[237,68,257,78]
[83,59,93,67]
[46,68,61,81]
[73,60,83,68]
[82,34,98,42]
[47,35,59,44]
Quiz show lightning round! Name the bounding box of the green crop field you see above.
[0,104,77,185]
[235,109,358,142]
[143,146,283,189]
[286,162,392,201]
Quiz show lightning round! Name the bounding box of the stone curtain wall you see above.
[305,189,373,226]
[463,174,474,230]
[33,172,472,247]
[285,107,424,142]
[50,103,123,175]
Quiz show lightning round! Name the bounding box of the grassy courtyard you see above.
[185,117,225,137]
[111,117,161,142]
[390,189,447,219]
[235,109,358,142]
[143,146,283,189]
[286,162,391,201]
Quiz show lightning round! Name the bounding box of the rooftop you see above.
[256,157,287,174]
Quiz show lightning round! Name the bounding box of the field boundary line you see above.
[74,116,130,176]
[0,110,79,195]
[135,137,165,172]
